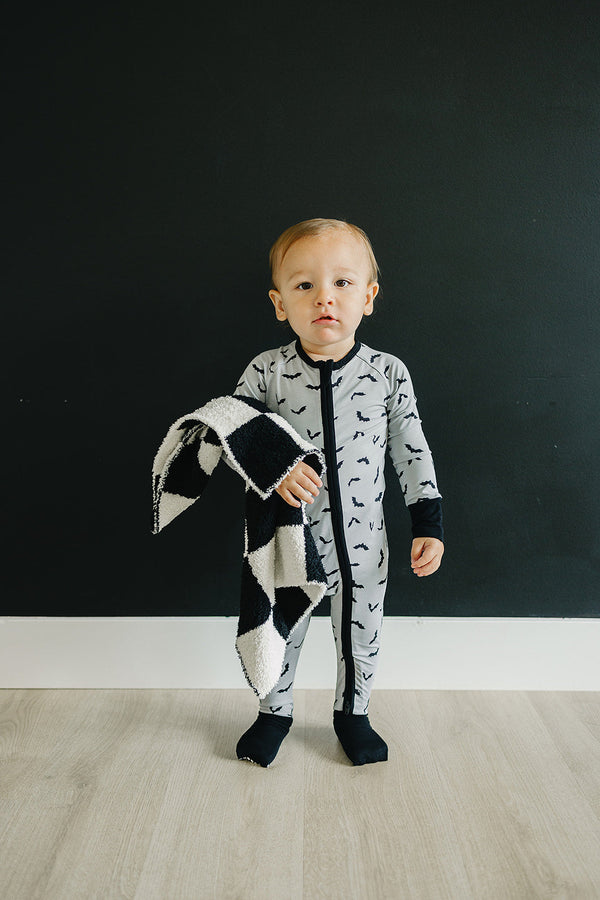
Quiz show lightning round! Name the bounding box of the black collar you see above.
[295,338,361,370]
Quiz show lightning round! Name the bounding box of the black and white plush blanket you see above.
[152,395,328,699]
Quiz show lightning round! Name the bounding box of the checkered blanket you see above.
[152,395,328,699]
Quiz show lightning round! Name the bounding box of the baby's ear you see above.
[363,281,379,316]
[269,289,288,322]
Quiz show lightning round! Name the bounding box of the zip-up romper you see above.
[233,338,441,717]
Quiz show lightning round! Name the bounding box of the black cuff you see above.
[408,497,444,542]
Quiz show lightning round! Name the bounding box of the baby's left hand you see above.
[411,537,444,577]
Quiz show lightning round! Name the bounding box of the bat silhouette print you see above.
[252,364,265,375]
[332,376,343,388]
[368,602,379,612]
[290,405,307,415]
[378,549,385,568]
[370,353,382,363]
[369,629,378,645]
[270,705,284,713]
[356,410,371,422]
[358,373,377,383]
[353,543,369,551]
[348,476,361,485]
[306,383,320,391]
[357,456,370,465]
[319,536,333,544]
[405,443,424,454]
[351,391,366,401]
[353,431,365,440]
[351,619,366,629]
[307,428,321,440]
[352,496,365,507]
[364,673,373,680]
[348,516,361,527]
[368,648,379,657]
[277,681,293,693]
[420,480,437,490]
[282,372,302,380]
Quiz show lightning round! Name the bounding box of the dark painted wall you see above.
[6,1,600,615]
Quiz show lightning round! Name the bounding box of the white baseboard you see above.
[0,616,598,690]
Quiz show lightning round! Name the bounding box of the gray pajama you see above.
[233,338,441,716]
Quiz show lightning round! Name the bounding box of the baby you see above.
[233,218,444,767]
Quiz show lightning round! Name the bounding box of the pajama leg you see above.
[331,582,386,715]
[258,612,312,717]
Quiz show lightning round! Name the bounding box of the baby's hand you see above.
[411,537,444,577]
[275,461,323,508]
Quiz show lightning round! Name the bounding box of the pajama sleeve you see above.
[385,357,444,542]
[220,353,278,476]
[232,354,269,404]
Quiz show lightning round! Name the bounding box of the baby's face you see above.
[269,230,379,360]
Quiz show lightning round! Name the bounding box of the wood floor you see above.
[1,690,599,899]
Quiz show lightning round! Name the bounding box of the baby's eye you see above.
[296,282,313,291]
[336,279,350,287]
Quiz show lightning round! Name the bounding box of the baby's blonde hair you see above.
[269,218,380,290]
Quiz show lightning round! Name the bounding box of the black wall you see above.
[6,1,600,616]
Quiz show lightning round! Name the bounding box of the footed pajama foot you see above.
[236,712,293,768]
[333,710,388,765]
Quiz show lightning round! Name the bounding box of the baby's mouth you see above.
[314,315,337,322]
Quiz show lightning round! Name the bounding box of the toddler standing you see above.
[234,218,444,767]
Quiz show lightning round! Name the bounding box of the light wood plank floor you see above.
[1,689,599,899]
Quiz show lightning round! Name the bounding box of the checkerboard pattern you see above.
[152,395,327,698]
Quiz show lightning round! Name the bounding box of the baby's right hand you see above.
[275,461,323,508]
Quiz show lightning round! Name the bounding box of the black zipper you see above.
[319,359,356,716]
